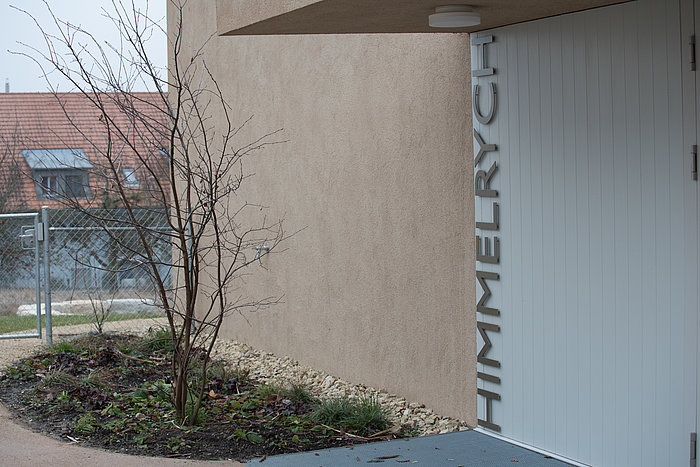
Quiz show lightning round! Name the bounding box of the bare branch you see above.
[11,0,292,425]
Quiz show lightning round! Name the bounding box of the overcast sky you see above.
[0,0,167,93]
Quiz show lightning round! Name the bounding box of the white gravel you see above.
[212,340,471,436]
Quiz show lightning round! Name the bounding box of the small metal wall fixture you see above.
[255,243,270,259]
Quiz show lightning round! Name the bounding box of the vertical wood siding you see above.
[473,1,695,465]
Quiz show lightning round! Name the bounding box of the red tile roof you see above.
[0,92,169,211]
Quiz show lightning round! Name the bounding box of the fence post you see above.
[41,206,52,346]
[33,212,41,340]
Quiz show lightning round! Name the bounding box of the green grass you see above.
[307,396,390,436]
[0,312,164,335]
[80,369,110,389]
[36,369,80,390]
[50,340,79,354]
[139,327,174,352]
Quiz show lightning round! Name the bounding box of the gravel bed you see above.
[212,340,471,436]
[0,320,471,437]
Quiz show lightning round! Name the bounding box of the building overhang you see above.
[217,0,630,36]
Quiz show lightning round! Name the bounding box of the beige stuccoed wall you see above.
[171,1,476,424]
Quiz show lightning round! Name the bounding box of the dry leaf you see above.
[208,390,225,399]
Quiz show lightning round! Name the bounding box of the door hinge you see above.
[692,145,698,181]
[691,432,697,467]
[692,35,697,71]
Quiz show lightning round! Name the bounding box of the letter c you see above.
[473,83,496,125]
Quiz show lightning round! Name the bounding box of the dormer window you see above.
[22,149,93,200]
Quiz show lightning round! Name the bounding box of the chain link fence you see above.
[47,207,171,333]
[0,212,42,337]
[0,207,172,338]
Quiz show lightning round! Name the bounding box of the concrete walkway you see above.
[246,431,572,466]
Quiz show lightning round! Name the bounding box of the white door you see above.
[682,0,700,460]
[692,0,700,459]
[472,0,697,465]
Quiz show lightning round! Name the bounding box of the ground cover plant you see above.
[0,330,405,461]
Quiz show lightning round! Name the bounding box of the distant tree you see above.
[0,122,32,287]
[0,124,25,212]
[16,0,287,424]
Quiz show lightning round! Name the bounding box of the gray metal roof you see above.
[21,149,93,170]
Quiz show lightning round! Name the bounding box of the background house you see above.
[0,92,168,212]
[0,92,170,292]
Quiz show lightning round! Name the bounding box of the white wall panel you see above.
[472,1,694,465]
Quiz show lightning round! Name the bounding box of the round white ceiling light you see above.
[429,5,481,28]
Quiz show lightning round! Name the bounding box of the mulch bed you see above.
[0,333,397,462]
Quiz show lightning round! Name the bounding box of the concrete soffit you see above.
[217,0,631,36]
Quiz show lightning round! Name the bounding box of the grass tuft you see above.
[308,396,390,436]
[81,369,109,389]
[49,341,77,355]
[255,382,283,399]
[74,413,98,434]
[287,384,314,403]
[256,382,315,403]
[140,327,173,352]
[36,369,79,390]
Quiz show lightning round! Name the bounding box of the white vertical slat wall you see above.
[696,0,700,444]
[690,0,700,446]
[472,1,696,465]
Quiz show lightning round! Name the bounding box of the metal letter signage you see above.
[471,35,495,77]
[473,83,497,125]
[472,34,501,433]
